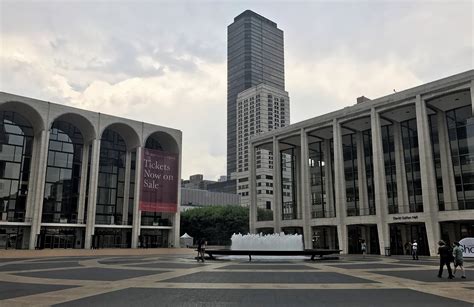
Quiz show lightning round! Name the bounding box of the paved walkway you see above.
[0,250,472,306]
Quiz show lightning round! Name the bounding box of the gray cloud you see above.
[1,0,472,179]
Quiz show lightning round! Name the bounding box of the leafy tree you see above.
[180,205,249,245]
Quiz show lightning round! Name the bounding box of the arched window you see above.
[0,111,33,222]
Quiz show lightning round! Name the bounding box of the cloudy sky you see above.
[1,0,472,180]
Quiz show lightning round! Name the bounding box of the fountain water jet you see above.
[231,233,303,251]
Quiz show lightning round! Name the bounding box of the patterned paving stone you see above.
[125,262,209,269]
[15,267,167,281]
[329,263,413,269]
[220,264,318,270]
[0,261,82,272]
[370,269,474,282]
[0,281,76,300]
[161,271,375,284]
[53,288,472,307]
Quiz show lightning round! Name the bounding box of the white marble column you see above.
[131,146,143,248]
[415,95,440,256]
[356,131,368,216]
[471,80,474,117]
[437,111,457,210]
[393,121,409,214]
[371,108,390,255]
[324,139,335,217]
[84,138,101,249]
[28,129,50,249]
[333,119,348,253]
[300,129,312,249]
[25,131,40,224]
[272,137,282,233]
[122,151,132,225]
[249,143,257,233]
[77,143,90,224]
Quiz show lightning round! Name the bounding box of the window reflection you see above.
[42,121,83,223]
[0,111,33,222]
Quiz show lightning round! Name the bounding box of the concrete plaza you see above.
[0,249,473,306]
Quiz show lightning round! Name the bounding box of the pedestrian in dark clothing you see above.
[438,240,454,279]
[196,239,202,262]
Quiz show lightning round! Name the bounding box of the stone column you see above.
[415,95,440,256]
[28,129,50,249]
[371,108,390,255]
[437,111,457,210]
[300,129,312,249]
[77,143,90,224]
[122,151,132,225]
[471,80,474,117]
[25,132,40,224]
[333,119,348,253]
[249,143,257,233]
[393,122,409,214]
[131,146,143,248]
[356,131,368,216]
[324,139,335,217]
[84,138,101,249]
[272,137,282,233]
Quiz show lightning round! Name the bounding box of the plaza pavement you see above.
[0,249,472,306]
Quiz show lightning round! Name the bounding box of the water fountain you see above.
[231,233,303,251]
[203,232,339,261]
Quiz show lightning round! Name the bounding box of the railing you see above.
[311,210,336,219]
[0,215,32,223]
[141,218,172,226]
[346,206,376,217]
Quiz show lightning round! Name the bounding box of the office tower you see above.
[227,10,285,180]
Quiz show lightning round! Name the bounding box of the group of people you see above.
[438,240,466,279]
[404,240,419,260]
[196,239,207,262]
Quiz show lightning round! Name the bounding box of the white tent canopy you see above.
[180,233,193,247]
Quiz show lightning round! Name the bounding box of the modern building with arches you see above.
[0,92,182,249]
[249,70,474,256]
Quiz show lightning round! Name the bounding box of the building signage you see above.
[459,237,474,258]
[392,215,419,221]
[140,148,178,212]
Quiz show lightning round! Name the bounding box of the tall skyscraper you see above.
[227,10,285,179]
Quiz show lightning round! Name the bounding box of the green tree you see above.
[180,205,249,245]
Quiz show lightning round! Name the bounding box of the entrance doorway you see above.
[38,227,84,249]
[389,223,429,256]
[140,229,168,248]
[0,226,27,249]
[347,225,380,254]
[93,228,131,248]
[311,226,338,250]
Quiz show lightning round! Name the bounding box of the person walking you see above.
[200,239,207,262]
[453,241,466,279]
[361,240,367,258]
[196,239,202,262]
[411,240,419,260]
[438,240,454,279]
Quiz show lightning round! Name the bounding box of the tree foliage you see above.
[180,205,249,245]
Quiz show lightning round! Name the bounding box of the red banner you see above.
[140,148,178,212]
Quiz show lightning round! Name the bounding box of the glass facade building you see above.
[249,70,474,256]
[227,10,285,179]
[0,92,181,250]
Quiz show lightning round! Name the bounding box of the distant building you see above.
[231,84,290,209]
[227,10,286,183]
[181,174,216,190]
[181,188,241,211]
